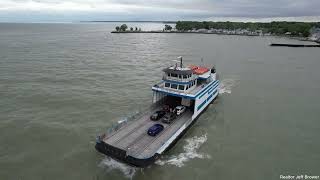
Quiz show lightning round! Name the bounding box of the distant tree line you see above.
[175,21,320,37]
[115,24,141,32]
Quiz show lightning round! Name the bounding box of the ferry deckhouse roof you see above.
[163,67,193,75]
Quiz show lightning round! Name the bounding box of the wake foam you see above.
[99,157,137,179]
[117,118,127,124]
[219,78,239,94]
[155,134,210,167]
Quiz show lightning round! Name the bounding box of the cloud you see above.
[0,0,320,22]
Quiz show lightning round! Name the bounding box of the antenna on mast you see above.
[178,56,183,68]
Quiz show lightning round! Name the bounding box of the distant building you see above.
[197,29,208,33]
[310,28,320,42]
[255,30,263,36]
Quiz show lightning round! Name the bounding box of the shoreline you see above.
[111,30,261,36]
[111,30,319,44]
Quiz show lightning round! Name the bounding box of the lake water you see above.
[0,23,319,180]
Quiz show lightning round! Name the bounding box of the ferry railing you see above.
[154,110,194,154]
[101,100,164,139]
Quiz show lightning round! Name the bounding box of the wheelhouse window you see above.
[178,85,184,90]
[171,73,178,78]
[171,84,178,89]
[165,83,170,87]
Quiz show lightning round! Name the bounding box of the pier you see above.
[270,43,320,47]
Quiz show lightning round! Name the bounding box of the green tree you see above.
[130,27,133,31]
[203,21,210,29]
[135,27,138,31]
[302,29,310,37]
[164,24,173,31]
[120,24,128,31]
[115,26,120,31]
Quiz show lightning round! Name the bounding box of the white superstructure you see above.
[152,57,219,120]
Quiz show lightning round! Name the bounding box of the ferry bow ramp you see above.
[95,57,220,167]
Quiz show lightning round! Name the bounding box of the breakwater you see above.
[270,43,320,47]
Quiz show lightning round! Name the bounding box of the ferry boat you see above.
[95,57,219,167]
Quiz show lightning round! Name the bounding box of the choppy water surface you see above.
[0,23,319,180]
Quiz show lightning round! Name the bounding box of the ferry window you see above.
[172,73,177,78]
[186,85,189,90]
[178,85,184,90]
[165,83,170,87]
[171,84,178,89]
[168,73,171,77]
[183,75,187,79]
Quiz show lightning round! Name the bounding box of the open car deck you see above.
[102,108,193,159]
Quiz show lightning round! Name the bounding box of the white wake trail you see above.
[219,78,239,94]
[99,157,137,179]
[155,134,210,167]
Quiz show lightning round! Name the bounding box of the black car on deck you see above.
[161,112,176,124]
[150,110,166,121]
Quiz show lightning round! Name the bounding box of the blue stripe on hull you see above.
[196,80,219,98]
[196,89,218,111]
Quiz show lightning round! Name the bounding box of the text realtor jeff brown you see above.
[280,175,319,179]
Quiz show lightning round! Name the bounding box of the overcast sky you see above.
[0,0,320,22]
